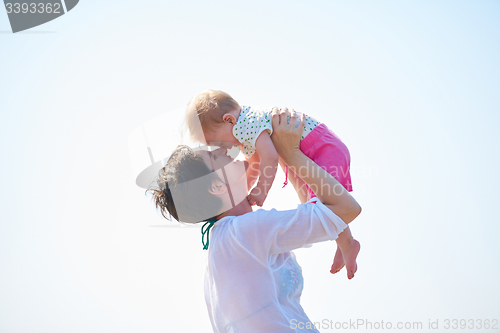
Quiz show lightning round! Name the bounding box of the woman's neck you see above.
[218,197,253,219]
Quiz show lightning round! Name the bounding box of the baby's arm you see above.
[247,131,278,206]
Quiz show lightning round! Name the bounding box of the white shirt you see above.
[204,199,347,332]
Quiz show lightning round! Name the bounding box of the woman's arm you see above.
[278,158,309,204]
[254,131,279,196]
[247,131,279,206]
[246,150,261,190]
[271,108,361,224]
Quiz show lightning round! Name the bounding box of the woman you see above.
[148,109,362,332]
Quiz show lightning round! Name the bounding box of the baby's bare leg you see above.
[332,226,360,279]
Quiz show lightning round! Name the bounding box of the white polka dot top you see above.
[232,106,321,158]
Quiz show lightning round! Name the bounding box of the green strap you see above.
[201,218,218,250]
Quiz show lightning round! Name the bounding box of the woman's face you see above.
[196,147,249,212]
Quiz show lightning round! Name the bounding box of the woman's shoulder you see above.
[235,201,332,226]
[222,206,307,231]
[216,202,326,237]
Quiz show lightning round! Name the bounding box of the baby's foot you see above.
[330,246,345,274]
[343,239,361,280]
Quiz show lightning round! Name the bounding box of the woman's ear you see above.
[208,178,228,196]
[222,113,236,125]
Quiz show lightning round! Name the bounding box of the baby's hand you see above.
[247,187,268,207]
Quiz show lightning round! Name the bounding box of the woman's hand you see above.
[272,107,361,224]
[270,107,306,165]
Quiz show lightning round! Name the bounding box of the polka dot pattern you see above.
[232,106,321,158]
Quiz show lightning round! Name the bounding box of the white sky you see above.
[1,1,499,332]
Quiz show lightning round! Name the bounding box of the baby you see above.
[185,89,360,279]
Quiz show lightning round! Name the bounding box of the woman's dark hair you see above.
[146,145,223,223]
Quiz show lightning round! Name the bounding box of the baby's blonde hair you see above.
[185,90,240,143]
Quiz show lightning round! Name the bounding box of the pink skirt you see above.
[285,123,353,199]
